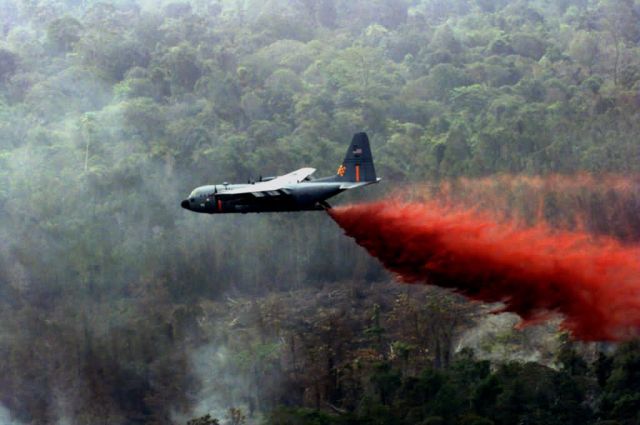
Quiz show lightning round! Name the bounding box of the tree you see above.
[600,341,640,423]
[0,48,17,82]
[187,414,220,425]
[599,0,639,86]
[425,63,468,100]
[440,122,471,177]
[160,44,202,93]
[510,33,546,60]
[47,15,83,53]
[335,0,409,30]
[370,362,401,405]
[78,33,150,81]
[429,24,463,55]
[568,31,601,71]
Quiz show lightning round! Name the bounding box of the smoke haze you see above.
[2,0,640,423]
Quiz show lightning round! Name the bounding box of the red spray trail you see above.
[328,201,640,341]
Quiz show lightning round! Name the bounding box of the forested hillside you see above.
[1,0,640,424]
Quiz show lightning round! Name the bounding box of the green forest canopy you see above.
[1,0,640,424]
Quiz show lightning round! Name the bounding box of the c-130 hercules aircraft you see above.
[181,132,380,214]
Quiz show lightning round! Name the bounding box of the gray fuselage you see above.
[181,180,345,214]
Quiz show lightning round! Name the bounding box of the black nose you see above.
[181,200,190,210]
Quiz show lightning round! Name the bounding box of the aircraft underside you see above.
[212,202,327,214]
[187,196,332,214]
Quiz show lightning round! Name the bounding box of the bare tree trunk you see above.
[612,32,620,87]
[84,137,90,172]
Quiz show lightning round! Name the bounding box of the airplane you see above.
[181,132,380,214]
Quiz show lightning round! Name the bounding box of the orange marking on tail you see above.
[355,165,360,182]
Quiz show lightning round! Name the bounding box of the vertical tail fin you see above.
[334,132,377,182]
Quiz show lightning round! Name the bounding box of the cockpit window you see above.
[189,186,215,199]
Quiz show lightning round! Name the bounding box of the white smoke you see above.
[457,311,562,365]
[188,343,249,420]
[0,405,24,425]
[172,342,254,424]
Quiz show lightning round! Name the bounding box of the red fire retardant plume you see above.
[328,201,640,341]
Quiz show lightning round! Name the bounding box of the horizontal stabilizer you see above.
[339,178,381,190]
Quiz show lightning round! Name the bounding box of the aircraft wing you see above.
[217,168,316,198]
[266,167,316,185]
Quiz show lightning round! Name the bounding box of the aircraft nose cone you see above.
[181,200,190,210]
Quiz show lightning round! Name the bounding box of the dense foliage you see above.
[1,0,639,424]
